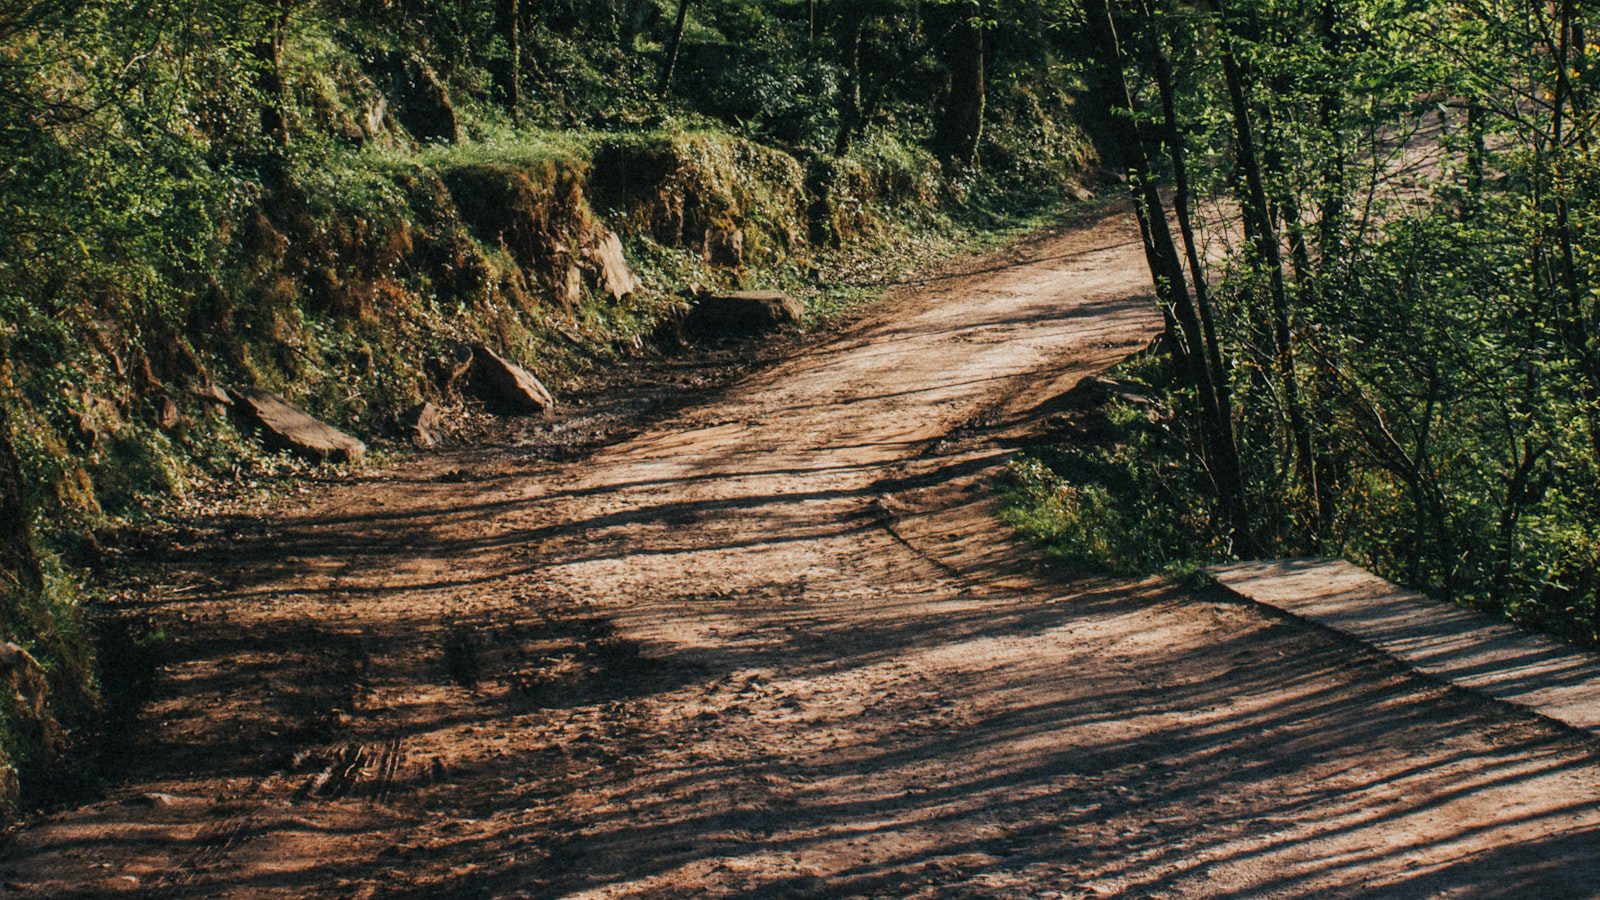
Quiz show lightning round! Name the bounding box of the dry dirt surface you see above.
[7,203,1600,898]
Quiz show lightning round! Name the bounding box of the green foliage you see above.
[1034,0,1600,647]
[1002,405,1223,576]
[0,0,1104,811]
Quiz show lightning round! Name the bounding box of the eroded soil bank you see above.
[5,204,1600,897]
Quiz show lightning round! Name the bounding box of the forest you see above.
[1,0,1598,826]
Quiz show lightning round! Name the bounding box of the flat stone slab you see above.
[1206,558,1600,735]
[232,387,366,464]
[685,291,802,337]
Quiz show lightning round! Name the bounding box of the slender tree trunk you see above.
[1317,0,1347,255]
[936,1,986,166]
[833,7,865,155]
[1548,0,1600,463]
[658,0,692,97]
[253,0,291,147]
[1084,0,1253,550]
[1465,103,1486,206]
[1144,0,1232,436]
[492,0,521,111]
[0,398,41,596]
[1219,24,1320,548]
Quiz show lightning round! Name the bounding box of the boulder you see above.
[581,231,641,302]
[470,346,554,415]
[232,387,366,463]
[685,291,803,338]
[398,401,445,448]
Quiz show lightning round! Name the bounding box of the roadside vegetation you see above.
[1004,0,1600,647]
[0,1,1104,809]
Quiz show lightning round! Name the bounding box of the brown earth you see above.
[5,202,1600,897]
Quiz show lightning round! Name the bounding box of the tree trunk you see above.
[0,399,41,596]
[492,0,521,111]
[1083,0,1253,551]
[1143,0,1233,442]
[1316,0,1347,255]
[658,0,692,97]
[833,6,865,155]
[1219,32,1320,547]
[253,0,291,148]
[936,1,986,166]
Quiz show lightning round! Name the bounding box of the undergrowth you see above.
[999,353,1228,578]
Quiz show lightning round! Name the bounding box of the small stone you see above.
[194,384,232,407]
[153,395,181,430]
[398,402,445,448]
[129,792,178,808]
[0,642,38,672]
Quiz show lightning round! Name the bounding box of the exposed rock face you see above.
[581,231,641,302]
[706,226,744,268]
[398,401,444,448]
[232,388,367,463]
[685,291,803,338]
[471,346,555,415]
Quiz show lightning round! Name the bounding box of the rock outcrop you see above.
[582,231,641,302]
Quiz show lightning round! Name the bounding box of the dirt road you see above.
[7,203,1600,897]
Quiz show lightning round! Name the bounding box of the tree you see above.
[491,0,521,110]
[658,0,692,96]
[934,0,986,165]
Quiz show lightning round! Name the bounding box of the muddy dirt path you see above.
[8,204,1600,897]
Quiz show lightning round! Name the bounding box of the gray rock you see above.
[232,388,366,463]
[471,346,554,415]
[685,291,803,338]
